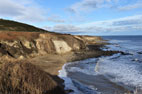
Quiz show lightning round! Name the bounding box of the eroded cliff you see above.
[0,31,104,59]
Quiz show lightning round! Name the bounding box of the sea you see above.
[59,36,142,94]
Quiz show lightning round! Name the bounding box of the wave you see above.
[97,54,142,88]
[58,63,82,94]
[58,62,98,94]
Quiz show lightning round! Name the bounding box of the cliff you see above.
[0,32,86,58]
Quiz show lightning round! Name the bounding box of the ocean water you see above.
[59,36,142,94]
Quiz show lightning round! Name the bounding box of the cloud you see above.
[44,24,81,32]
[47,15,65,23]
[44,15,142,35]
[0,0,24,16]
[113,18,142,26]
[0,0,47,22]
[67,0,112,13]
[67,0,142,14]
[118,3,142,11]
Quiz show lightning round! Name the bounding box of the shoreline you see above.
[30,49,121,75]
[28,48,122,93]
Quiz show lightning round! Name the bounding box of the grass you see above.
[0,61,65,94]
[0,32,40,41]
[0,19,48,32]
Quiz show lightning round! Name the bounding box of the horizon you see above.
[0,0,142,35]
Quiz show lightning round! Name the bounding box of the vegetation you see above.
[0,31,40,40]
[0,19,48,32]
[0,61,65,94]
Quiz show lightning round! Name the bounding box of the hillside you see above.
[0,19,48,32]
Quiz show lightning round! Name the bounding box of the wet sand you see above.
[68,71,132,94]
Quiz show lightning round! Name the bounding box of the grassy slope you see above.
[0,19,48,32]
[0,19,64,40]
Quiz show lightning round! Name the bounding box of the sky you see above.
[0,0,142,35]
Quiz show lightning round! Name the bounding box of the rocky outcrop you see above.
[52,40,72,54]
[36,33,85,54]
[74,35,105,45]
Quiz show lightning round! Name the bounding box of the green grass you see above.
[0,19,48,32]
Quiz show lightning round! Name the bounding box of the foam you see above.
[58,63,82,94]
[58,59,99,94]
[72,80,98,94]
[66,58,98,76]
[97,54,142,87]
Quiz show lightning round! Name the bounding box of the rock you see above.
[65,89,74,93]
[52,40,72,54]
[74,35,104,45]
[133,58,139,62]
[138,51,142,54]
[132,58,142,63]
[120,52,133,55]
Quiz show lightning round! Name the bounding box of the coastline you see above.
[0,30,115,93]
[28,46,122,93]
[0,35,123,94]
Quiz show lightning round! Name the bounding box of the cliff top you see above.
[0,19,48,32]
[0,19,66,40]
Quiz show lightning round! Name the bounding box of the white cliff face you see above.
[0,41,18,47]
[35,34,52,54]
[22,41,31,49]
[52,40,72,54]
[74,35,103,44]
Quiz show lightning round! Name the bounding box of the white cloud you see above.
[44,24,81,32]
[0,0,47,22]
[47,15,65,23]
[0,0,24,16]
[67,0,142,14]
[44,15,142,34]
[81,15,142,27]
[67,0,112,13]
[118,3,142,11]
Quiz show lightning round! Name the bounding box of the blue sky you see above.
[0,0,142,35]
